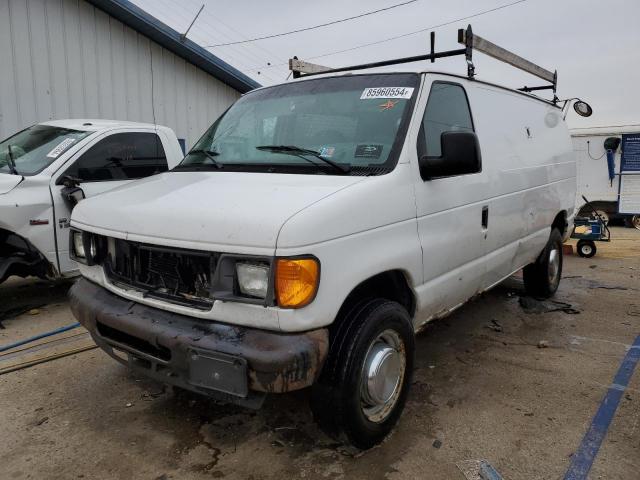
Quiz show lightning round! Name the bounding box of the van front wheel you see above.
[523,228,563,298]
[310,299,414,449]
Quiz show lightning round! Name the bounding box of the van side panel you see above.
[407,75,490,327]
[467,84,575,288]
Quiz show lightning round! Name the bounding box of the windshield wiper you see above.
[182,149,223,169]
[256,145,350,174]
[4,145,19,175]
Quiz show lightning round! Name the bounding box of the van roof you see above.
[570,124,640,137]
[40,119,171,132]
[262,70,560,108]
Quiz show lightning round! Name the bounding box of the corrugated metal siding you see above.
[0,0,241,147]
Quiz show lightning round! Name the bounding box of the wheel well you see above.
[334,270,416,325]
[0,228,52,283]
[552,211,568,237]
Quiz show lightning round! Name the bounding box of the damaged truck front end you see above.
[0,228,53,284]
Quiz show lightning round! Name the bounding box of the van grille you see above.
[104,239,216,310]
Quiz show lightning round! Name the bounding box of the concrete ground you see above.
[1,227,638,480]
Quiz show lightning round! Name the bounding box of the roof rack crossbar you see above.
[289,47,466,79]
[518,85,555,93]
[289,24,558,100]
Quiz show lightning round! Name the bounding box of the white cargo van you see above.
[0,120,183,284]
[68,28,591,448]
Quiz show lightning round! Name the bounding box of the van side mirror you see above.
[573,101,593,118]
[419,131,481,180]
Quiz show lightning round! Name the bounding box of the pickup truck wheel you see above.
[523,228,563,298]
[310,299,414,449]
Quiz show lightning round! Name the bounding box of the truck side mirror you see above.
[61,186,86,207]
[419,131,482,180]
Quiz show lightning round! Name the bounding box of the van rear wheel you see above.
[310,299,414,449]
[523,228,563,298]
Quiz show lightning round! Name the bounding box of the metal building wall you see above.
[0,0,241,147]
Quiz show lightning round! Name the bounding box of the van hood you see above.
[0,173,23,195]
[71,171,364,251]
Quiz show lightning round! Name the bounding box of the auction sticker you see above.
[360,87,414,100]
[46,138,77,158]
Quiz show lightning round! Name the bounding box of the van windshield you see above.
[177,73,419,175]
[0,125,92,176]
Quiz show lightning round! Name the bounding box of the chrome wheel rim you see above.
[548,246,560,286]
[360,329,406,423]
[581,244,593,256]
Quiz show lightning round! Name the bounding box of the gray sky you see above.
[132,0,640,128]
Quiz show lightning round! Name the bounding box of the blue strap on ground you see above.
[479,461,503,480]
[0,322,81,353]
[564,335,640,480]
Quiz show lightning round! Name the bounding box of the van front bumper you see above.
[69,279,328,404]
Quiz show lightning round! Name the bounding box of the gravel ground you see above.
[0,226,638,480]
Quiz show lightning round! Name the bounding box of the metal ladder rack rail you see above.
[289,24,558,101]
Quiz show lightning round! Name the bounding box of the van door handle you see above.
[482,206,489,229]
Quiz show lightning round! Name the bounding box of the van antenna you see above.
[289,25,559,103]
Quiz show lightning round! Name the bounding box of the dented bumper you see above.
[69,279,328,402]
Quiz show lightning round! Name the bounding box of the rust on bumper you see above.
[69,278,328,396]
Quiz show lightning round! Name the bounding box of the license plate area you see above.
[188,349,248,397]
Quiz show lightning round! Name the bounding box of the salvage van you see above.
[0,120,183,284]
[68,27,590,448]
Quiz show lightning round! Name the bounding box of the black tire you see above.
[523,228,563,298]
[310,299,415,449]
[625,215,640,231]
[577,239,597,258]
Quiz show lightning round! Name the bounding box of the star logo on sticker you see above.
[379,100,398,111]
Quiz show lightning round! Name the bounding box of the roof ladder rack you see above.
[289,24,558,102]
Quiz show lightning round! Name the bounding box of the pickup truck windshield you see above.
[0,125,92,176]
[177,73,419,175]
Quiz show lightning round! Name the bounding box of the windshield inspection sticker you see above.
[319,146,335,158]
[355,144,383,159]
[46,138,76,158]
[360,87,414,100]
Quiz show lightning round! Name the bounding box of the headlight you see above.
[236,262,270,298]
[275,257,320,308]
[72,231,86,258]
[71,229,99,264]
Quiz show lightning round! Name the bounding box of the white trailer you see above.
[571,125,640,229]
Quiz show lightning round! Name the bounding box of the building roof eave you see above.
[86,0,261,93]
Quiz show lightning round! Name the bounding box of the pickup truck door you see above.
[411,78,489,324]
[50,129,171,276]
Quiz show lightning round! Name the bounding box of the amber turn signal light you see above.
[275,258,320,308]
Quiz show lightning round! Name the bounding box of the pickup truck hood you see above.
[0,174,23,195]
[71,171,364,251]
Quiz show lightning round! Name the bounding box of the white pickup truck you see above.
[0,120,183,284]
